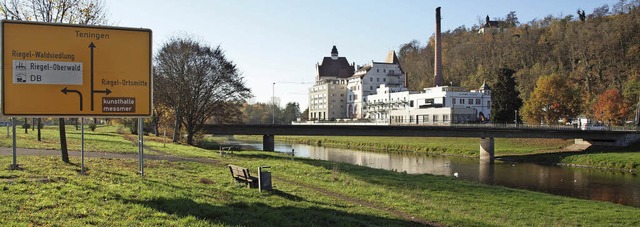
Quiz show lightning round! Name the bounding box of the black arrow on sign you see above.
[89,42,96,111]
[93,88,112,95]
[61,87,83,111]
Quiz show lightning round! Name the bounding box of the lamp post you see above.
[514,110,518,127]
[272,82,275,125]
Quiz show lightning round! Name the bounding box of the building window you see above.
[383,69,386,73]
[460,99,465,104]
[433,115,439,122]
[423,115,430,122]
[384,78,386,82]
[377,69,379,73]
[487,101,491,108]
[370,77,373,82]
[468,99,473,105]
[476,99,480,105]
[452,98,456,105]
[377,78,380,82]
[370,86,373,90]
[443,115,449,122]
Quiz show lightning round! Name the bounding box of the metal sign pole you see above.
[11,117,17,169]
[81,117,85,175]
[138,118,144,176]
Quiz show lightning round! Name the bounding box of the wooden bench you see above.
[228,164,258,188]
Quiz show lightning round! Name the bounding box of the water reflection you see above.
[235,140,640,207]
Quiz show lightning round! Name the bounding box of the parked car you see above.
[581,123,607,131]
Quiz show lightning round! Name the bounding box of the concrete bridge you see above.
[203,124,640,163]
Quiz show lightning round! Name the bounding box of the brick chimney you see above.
[434,7,443,86]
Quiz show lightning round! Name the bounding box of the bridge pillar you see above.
[263,135,274,151]
[480,137,494,164]
[479,162,495,184]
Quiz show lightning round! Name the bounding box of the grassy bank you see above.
[0,125,142,154]
[236,135,572,156]
[2,149,639,226]
[234,135,640,172]
[501,144,640,171]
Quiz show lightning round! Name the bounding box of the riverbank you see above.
[234,135,640,172]
[2,148,639,225]
[1,126,639,225]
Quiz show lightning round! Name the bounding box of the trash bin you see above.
[258,166,272,192]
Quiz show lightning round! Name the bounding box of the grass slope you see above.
[237,135,572,156]
[237,135,640,172]
[2,144,639,226]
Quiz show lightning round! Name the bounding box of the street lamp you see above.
[272,82,275,125]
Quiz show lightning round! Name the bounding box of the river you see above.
[228,139,640,207]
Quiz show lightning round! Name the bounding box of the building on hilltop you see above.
[479,15,507,34]
[308,46,354,121]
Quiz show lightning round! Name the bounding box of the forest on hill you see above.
[398,1,640,125]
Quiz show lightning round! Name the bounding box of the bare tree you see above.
[1,0,109,163]
[1,0,108,25]
[155,37,251,145]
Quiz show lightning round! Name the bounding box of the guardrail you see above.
[292,120,640,132]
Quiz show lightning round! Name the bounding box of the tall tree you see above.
[521,74,581,124]
[0,0,109,163]
[281,102,301,124]
[592,88,630,125]
[490,68,522,123]
[155,37,251,145]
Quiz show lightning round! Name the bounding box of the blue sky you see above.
[108,0,618,110]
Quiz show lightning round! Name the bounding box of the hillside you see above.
[398,4,640,121]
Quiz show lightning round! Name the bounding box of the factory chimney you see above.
[434,7,443,86]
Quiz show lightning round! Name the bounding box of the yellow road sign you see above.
[2,20,152,116]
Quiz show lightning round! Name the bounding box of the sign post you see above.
[81,117,85,175]
[2,20,152,175]
[138,118,144,176]
[11,117,17,169]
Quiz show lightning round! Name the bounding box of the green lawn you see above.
[1,150,639,226]
[1,125,639,225]
[0,125,141,154]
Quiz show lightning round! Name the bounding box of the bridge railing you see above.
[292,120,640,132]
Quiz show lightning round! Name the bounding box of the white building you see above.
[367,83,492,124]
[346,51,406,119]
[308,46,354,120]
[307,46,490,124]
